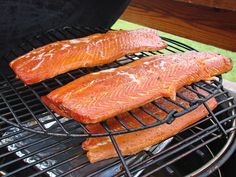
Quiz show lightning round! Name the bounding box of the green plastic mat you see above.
[112,20,236,82]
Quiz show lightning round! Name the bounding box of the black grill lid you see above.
[0,0,130,57]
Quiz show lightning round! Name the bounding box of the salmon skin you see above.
[9,29,167,85]
[82,88,218,163]
[42,51,232,124]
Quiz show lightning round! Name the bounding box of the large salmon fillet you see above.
[10,29,166,85]
[82,88,218,163]
[42,51,232,124]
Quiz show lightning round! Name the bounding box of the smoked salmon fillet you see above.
[82,88,218,163]
[42,51,232,124]
[9,29,167,85]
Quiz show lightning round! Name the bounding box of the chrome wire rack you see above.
[0,26,236,177]
[0,26,230,137]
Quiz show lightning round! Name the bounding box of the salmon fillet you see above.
[42,51,232,124]
[10,29,166,85]
[82,88,218,163]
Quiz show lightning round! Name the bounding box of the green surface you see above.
[112,20,236,82]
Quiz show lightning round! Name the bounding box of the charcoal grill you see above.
[0,26,236,177]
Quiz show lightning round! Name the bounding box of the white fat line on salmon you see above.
[61,91,73,100]
[31,58,45,71]
[35,52,45,60]
[61,44,71,50]
[94,38,106,45]
[118,71,140,84]
[138,92,146,96]
[159,60,167,70]
[48,49,55,53]
[143,58,161,67]
[44,53,53,59]
[69,38,91,44]
[92,68,116,74]
[73,80,97,95]
[144,59,167,70]
[11,49,50,68]
[92,138,111,148]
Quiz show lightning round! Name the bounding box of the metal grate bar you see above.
[102,122,132,177]
[0,102,43,116]
[163,47,177,53]
[164,97,188,110]
[56,161,90,177]
[163,43,186,52]
[0,127,25,138]
[193,83,215,94]
[176,92,195,105]
[142,133,223,177]
[128,111,146,126]
[28,85,70,134]
[217,96,234,106]
[145,126,236,177]
[0,135,52,159]
[1,138,75,176]
[203,102,228,136]
[0,75,47,131]
[28,151,85,177]
[161,37,197,51]
[151,101,171,113]
[115,116,131,131]
[118,113,236,176]
[64,26,82,37]
[88,156,137,177]
[117,115,236,176]
[135,116,235,176]
[0,133,36,149]
[118,127,218,176]
[140,106,162,121]
[48,29,68,41]
[192,83,228,136]
[0,93,30,129]
[184,85,207,98]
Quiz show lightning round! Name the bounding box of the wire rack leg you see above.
[203,102,228,137]
[101,121,132,176]
[109,135,132,177]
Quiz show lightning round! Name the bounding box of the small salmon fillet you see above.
[42,51,232,124]
[10,29,166,85]
[82,88,218,163]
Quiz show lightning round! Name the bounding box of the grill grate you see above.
[0,26,229,138]
[0,26,236,177]
[0,89,235,176]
